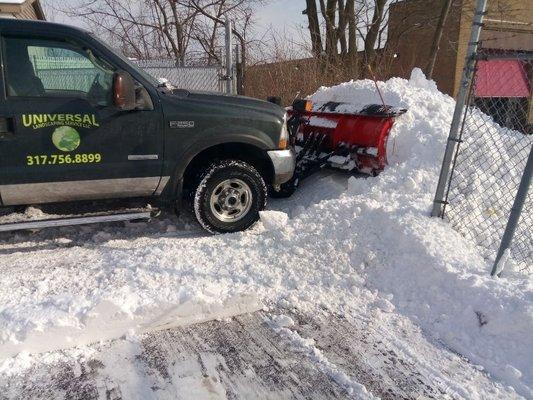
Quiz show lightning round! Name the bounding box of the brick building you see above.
[0,0,45,21]
[387,0,532,97]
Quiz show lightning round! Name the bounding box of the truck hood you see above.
[169,89,285,119]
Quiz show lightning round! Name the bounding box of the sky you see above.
[253,0,307,39]
[42,0,308,41]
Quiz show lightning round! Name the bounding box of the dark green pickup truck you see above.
[0,19,295,233]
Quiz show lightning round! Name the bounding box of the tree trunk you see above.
[346,0,356,57]
[364,0,386,67]
[321,0,338,63]
[345,0,358,76]
[425,0,453,79]
[238,37,246,95]
[305,0,323,58]
[337,0,347,56]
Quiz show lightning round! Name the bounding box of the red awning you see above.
[475,60,530,98]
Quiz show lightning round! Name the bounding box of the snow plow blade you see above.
[288,100,407,175]
[268,99,406,197]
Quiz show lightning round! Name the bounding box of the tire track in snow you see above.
[0,308,519,399]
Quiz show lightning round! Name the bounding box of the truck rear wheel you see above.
[193,160,267,234]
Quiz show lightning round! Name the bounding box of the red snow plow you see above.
[271,99,407,197]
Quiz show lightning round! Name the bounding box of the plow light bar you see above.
[292,99,313,112]
[279,112,289,149]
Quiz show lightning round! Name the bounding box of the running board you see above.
[0,211,154,233]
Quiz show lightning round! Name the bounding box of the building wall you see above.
[386,0,465,96]
[454,0,533,96]
[386,0,532,97]
[20,1,38,20]
[0,1,44,20]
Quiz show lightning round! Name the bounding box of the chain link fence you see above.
[32,56,226,94]
[433,6,532,276]
[32,56,98,92]
[444,52,532,273]
[133,59,225,93]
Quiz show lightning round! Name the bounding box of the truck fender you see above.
[162,128,277,203]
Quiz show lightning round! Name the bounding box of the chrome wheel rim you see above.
[209,178,253,223]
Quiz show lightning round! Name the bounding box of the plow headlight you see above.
[292,99,313,112]
[279,112,289,149]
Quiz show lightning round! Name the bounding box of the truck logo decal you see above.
[170,120,194,129]
[22,114,99,130]
[52,126,81,152]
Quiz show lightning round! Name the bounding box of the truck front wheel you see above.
[193,160,267,234]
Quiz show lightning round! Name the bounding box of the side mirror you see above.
[113,70,136,111]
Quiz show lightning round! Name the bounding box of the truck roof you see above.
[0,17,90,36]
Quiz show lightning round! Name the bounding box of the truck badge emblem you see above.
[170,121,195,129]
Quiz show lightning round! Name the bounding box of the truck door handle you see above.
[0,117,15,140]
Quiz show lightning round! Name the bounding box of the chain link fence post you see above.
[224,17,235,95]
[492,147,532,276]
[431,0,488,218]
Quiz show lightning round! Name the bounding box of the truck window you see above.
[4,36,115,106]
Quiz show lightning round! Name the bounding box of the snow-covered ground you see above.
[0,70,531,399]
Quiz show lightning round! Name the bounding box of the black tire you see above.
[269,176,299,198]
[193,160,267,234]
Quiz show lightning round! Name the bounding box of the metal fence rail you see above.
[432,0,532,276]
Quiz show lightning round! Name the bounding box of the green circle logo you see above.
[52,126,81,152]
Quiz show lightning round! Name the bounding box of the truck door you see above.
[0,34,165,206]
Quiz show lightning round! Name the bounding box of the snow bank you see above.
[312,68,532,272]
[307,69,533,396]
[0,69,531,397]
[0,294,261,358]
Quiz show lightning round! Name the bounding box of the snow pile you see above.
[0,206,56,223]
[259,210,289,231]
[0,293,261,356]
[312,68,532,272]
[0,69,531,397]
[305,70,532,396]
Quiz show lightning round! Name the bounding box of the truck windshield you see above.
[91,34,160,88]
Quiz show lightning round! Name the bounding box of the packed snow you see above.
[268,314,377,399]
[0,68,531,398]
